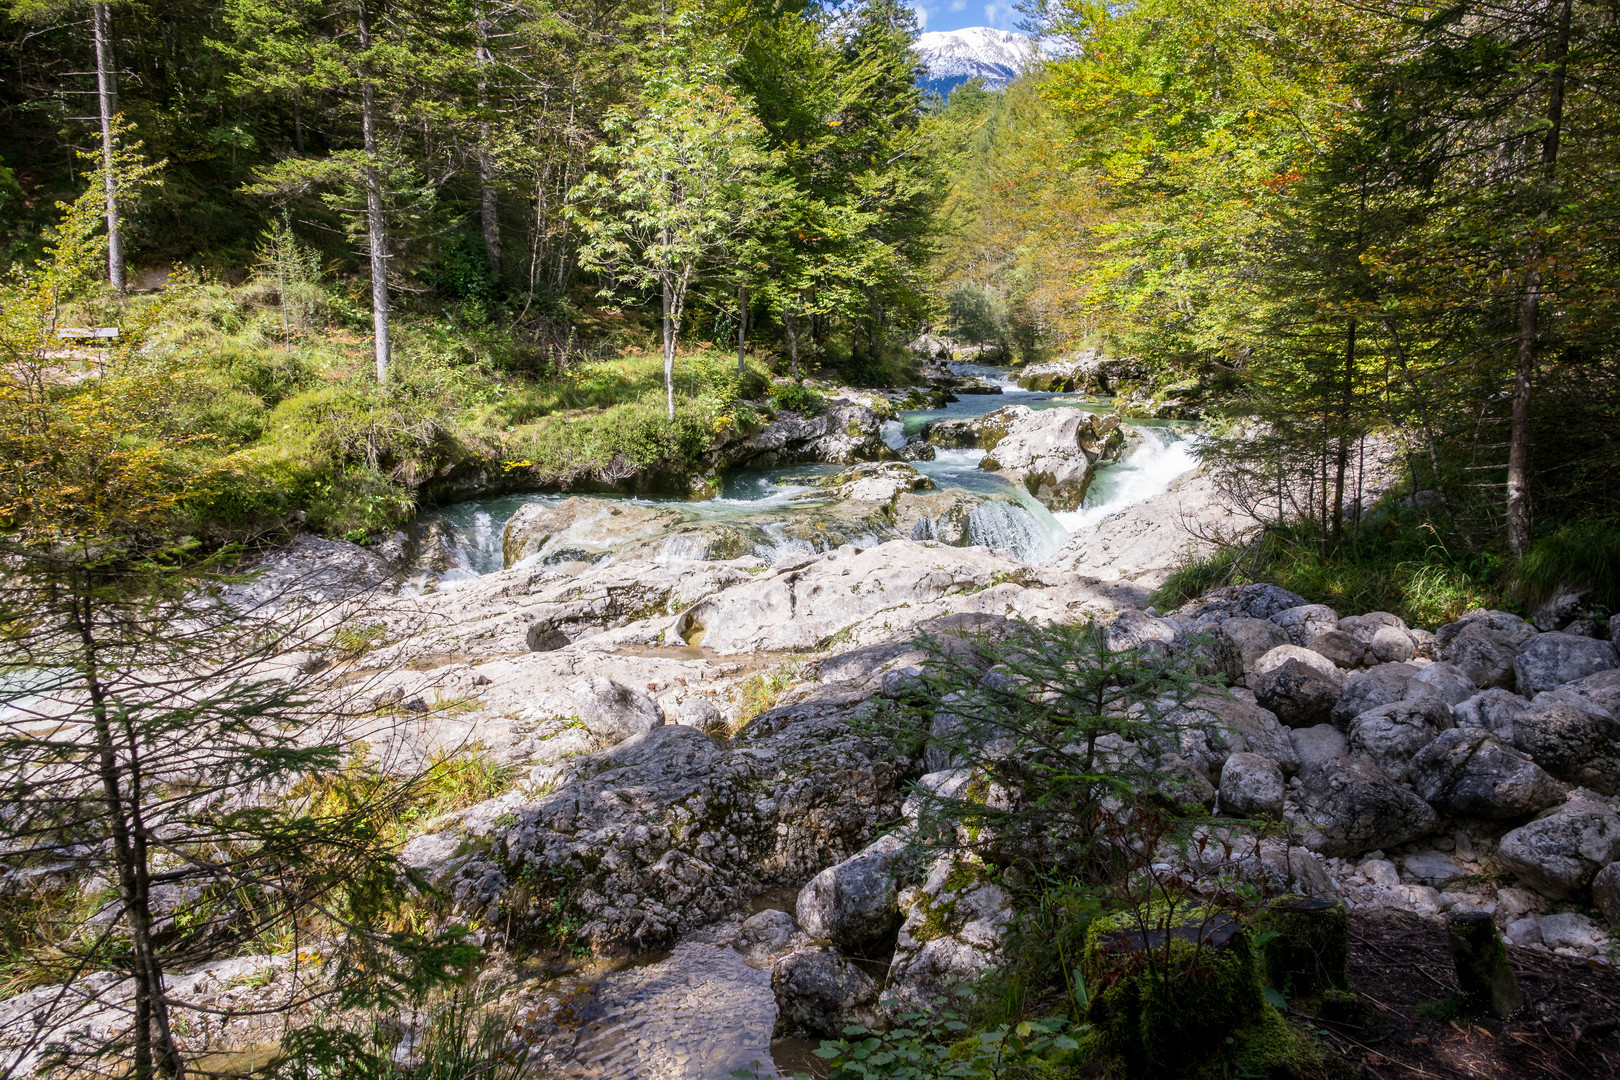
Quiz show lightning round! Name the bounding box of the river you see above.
[401,362,1199,593]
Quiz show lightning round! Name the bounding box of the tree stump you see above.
[1446,911,1524,1017]
[1254,896,1350,998]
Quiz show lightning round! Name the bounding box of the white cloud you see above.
[984,3,1011,28]
[913,3,931,28]
[950,0,966,11]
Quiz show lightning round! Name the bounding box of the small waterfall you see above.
[1054,427,1202,532]
[966,501,1061,563]
[880,419,907,449]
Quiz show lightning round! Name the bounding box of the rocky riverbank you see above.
[8,401,1618,1077]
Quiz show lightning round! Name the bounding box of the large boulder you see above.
[1308,630,1367,669]
[1174,583,1309,623]
[1219,618,1291,675]
[1105,609,1180,653]
[795,832,913,953]
[1513,633,1620,696]
[1593,862,1620,928]
[503,497,681,568]
[717,401,891,468]
[1340,614,1418,664]
[1219,753,1285,818]
[1511,703,1620,795]
[975,405,1126,511]
[1328,663,1427,728]
[1294,757,1440,857]
[1564,669,1620,714]
[1497,798,1620,899]
[1454,689,1533,740]
[1270,604,1340,647]
[1443,623,1524,690]
[772,945,881,1038]
[883,855,1013,1016]
[1411,729,1564,820]
[1346,700,1449,784]
[1412,662,1479,707]
[1252,646,1345,728]
[538,676,664,746]
[1289,725,1349,772]
[1169,693,1300,779]
[1435,609,1537,651]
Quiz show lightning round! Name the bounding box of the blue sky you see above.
[911,2,1020,33]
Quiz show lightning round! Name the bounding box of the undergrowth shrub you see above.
[1152,509,1502,627]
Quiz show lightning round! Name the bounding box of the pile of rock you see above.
[760,585,1620,1037]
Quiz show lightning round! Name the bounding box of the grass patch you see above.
[732,661,802,730]
[1152,510,1505,629]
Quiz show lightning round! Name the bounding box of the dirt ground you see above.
[1303,910,1620,1080]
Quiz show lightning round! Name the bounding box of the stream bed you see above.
[404,363,1198,593]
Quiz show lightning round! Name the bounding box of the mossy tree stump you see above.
[1446,911,1524,1018]
[1253,896,1349,999]
[1082,906,1264,1079]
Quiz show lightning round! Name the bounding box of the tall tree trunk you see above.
[79,604,182,1078]
[357,0,390,383]
[737,284,747,375]
[92,3,124,292]
[475,9,501,271]
[1332,319,1357,542]
[1507,0,1573,557]
[662,272,675,421]
[784,302,800,380]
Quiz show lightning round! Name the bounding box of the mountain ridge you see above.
[914,26,1033,97]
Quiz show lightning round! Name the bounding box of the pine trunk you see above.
[737,284,748,375]
[475,10,501,271]
[358,1,390,383]
[1506,0,1573,557]
[92,3,124,291]
[663,271,675,422]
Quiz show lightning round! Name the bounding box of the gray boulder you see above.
[1454,689,1532,741]
[1169,693,1300,779]
[1410,729,1564,819]
[1105,609,1179,653]
[1564,669,1620,714]
[1593,862,1620,928]
[772,945,881,1038]
[1511,703,1620,795]
[1220,618,1291,674]
[1289,725,1349,772]
[1435,609,1536,651]
[735,909,799,967]
[1497,799,1620,899]
[1219,753,1285,818]
[1270,604,1340,647]
[1309,630,1367,669]
[1252,647,1345,729]
[671,695,727,734]
[1328,663,1423,728]
[1513,633,1620,696]
[1295,757,1440,857]
[884,856,1013,1015]
[1368,624,1418,664]
[1347,700,1449,784]
[561,676,665,746]
[1413,662,1479,706]
[974,405,1125,511]
[1444,623,1523,690]
[796,832,913,953]
[1178,583,1309,623]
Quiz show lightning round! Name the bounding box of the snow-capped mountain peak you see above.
[914,27,1034,96]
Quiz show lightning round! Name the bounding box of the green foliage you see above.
[873,619,1213,880]
[741,997,1081,1080]
[767,381,826,415]
[1152,510,1503,629]
[1518,517,1620,614]
[272,990,527,1080]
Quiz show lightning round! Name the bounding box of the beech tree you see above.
[568,32,780,420]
